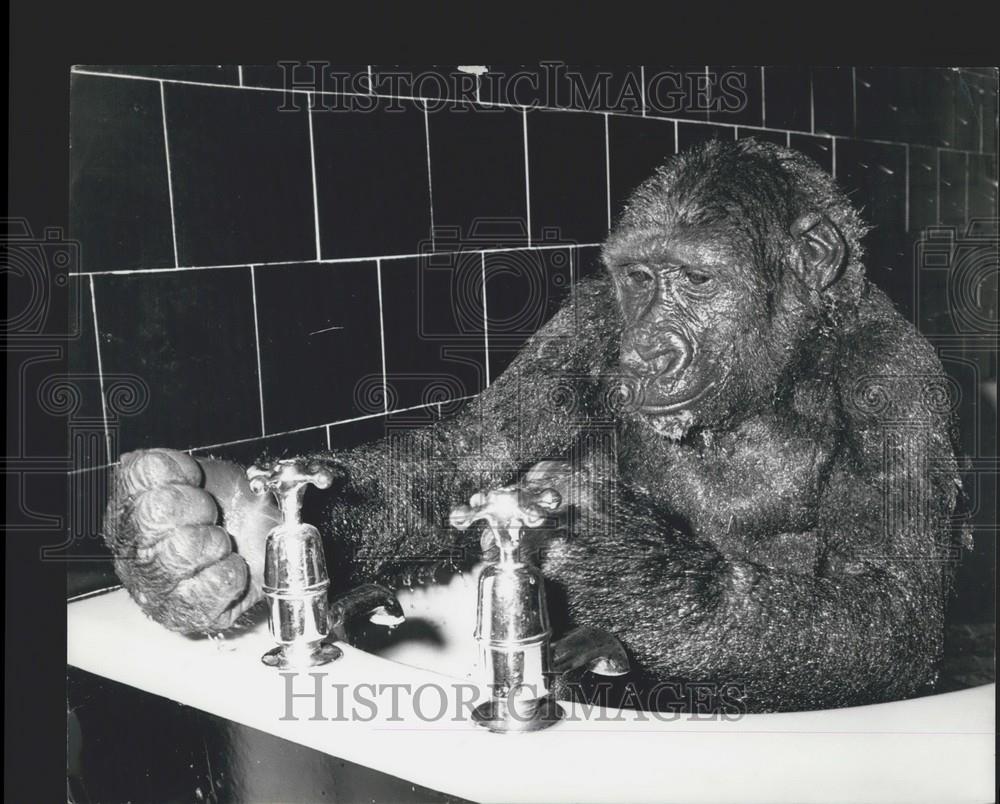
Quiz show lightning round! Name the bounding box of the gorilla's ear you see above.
[790,213,847,291]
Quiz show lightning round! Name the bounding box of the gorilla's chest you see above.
[618,414,835,565]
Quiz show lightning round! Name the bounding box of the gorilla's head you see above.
[602,138,870,438]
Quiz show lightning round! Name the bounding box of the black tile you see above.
[790,134,834,174]
[75,65,240,84]
[607,114,675,224]
[94,268,260,451]
[484,248,573,382]
[526,110,607,245]
[709,66,763,127]
[968,71,996,154]
[476,64,549,107]
[867,228,913,321]
[371,65,480,103]
[379,256,487,409]
[163,83,316,266]
[312,99,431,259]
[943,70,979,152]
[328,415,390,449]
[968,154,997,221]
[677,122,735,152]
[70,74,175,272]
[254,261,383,432]
[63,465,116,571]
[644,66,712,121]
[426,104,528,248]
[242,63,371,95]
[763,67,811,132]
[939,151,968,225]
[837,141,910,315]
[191,426,328,468]
[737,128,786,146]
[854,67,922,145]
[575,245,605,283]
[908,146,940,234]
[836,139,908,233]
[811,67,854,137]
[479,64,644,113]
[854,67,974,149]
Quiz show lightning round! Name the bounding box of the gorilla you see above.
[104,138,965,713]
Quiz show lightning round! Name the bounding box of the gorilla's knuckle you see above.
[118,449,202,496]
[149,554,249,634]
[130,484,218,535]
[148,524,233,577]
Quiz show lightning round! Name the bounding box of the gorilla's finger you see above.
[130,484,218,540]
[159,553,251,633]
[205,580,265,632]
[117,449,203,497]
[140,524,233,579]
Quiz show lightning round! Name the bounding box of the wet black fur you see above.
[304,141,965,712]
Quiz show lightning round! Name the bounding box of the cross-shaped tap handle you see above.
[247,458,339,525]
[449,485,561,560]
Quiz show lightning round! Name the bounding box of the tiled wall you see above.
[67,65,997,615]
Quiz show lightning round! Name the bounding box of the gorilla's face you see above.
[606,225,771,439]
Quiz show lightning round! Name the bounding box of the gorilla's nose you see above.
[626,331,692,379]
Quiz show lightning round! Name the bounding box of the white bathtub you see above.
[68,580,995,803]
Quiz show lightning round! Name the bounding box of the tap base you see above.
[261,640,343,669]
[471,696,564,733]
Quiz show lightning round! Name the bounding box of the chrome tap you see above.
[247,458,404,669]
[450,485,630,733]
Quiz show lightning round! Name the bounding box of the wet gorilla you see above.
[105,139,963,712]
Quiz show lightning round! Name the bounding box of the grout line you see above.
[522,109,532,245]
[481,253,491,387]
[904,144,910,233]
[70,69,992,155]
[760,66,767,128]
[375,259,389,415]
[306,93,322,260]
[72,241,605,277]
[604,113,612,230]
[159,81,179,267]
[808,69,815,134]
[237,66,243,87]
[936,148,941,224]
[89,276,112,462]
[423,101,436,250]
[249,265,266,436]
[703,66,711,122]
[640,66,646,116]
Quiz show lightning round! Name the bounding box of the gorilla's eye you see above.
[682,267,712,285]
[623,266,654,286]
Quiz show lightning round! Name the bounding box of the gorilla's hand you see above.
[103,449,280,634]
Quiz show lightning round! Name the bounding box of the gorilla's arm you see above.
[308,279,619,584]
[103,280,617,633]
